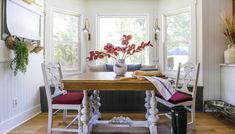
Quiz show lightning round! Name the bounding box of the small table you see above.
[61,72,159,134]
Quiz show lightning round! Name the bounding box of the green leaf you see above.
[10,40,29,76]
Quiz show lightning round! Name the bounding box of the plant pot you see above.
[113,59,127,76]
[23,0,34,4]
[5,36,14,49]
[224,46,235,64]
[32,46,43,53]
[27,43,36,52]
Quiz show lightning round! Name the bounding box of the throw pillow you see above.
[87,64,107,72]
[127,64,141,71]
[141,64,157,69]
[105,64,114,72]
[140,68,158,71]
[140,64,158,71]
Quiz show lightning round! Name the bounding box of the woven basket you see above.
[32,46,43,53]
[23,0,34,4]
[224,46,235,64]
[27,43,36,52]
[5,36,14,49]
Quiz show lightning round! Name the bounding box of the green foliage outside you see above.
[166,12,190,52]
[52,12,79,70]
[54,44,78,69]
[166,12,191,70]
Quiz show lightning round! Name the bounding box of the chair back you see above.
[175,62,200,99]
[41,63,64,107]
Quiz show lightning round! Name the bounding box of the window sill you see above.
[63,71,82,78]
[165,70,178,77]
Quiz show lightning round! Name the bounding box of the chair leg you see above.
[78,108,82,133]
[63,109,67,123]
[48,109,53,134]
[191,106,196,129]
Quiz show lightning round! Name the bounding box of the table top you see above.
[61,72,156,91]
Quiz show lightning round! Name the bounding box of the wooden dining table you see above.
[61,72,159,134]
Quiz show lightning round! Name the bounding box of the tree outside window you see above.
[52,12,80,71]
[165,11,191,70]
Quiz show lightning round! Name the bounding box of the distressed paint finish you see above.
[62,72,159,134]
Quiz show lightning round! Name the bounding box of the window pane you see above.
[53,12,78,43]
[52,12,80,70]
[54,42,79,70]
[99,17,148,64]
[166,12,190,70]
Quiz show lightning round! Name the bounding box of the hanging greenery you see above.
[10,39,29,76]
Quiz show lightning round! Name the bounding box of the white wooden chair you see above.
[41,63,84,134]
[156,62,200,129]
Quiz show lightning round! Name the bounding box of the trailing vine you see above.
[10,39,29,76]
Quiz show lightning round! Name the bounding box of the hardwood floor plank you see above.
[8,112,235,134]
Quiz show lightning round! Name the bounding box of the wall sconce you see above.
[82,18,91,41]
[154,18,160,41]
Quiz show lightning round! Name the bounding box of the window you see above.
[98,15,149,64]
[52,11,80,71]
[163,9,193,71]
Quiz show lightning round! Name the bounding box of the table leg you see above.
[81,90,91,134]
[92,90,101,118]
[145,90,151,119]
[148,90,159,134]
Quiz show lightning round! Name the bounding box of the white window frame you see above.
[161,5,197,76]
[49,8,82,73]
[96,13,151,64]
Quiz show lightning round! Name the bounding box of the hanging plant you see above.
[10,39,29,76]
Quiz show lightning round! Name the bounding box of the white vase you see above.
[224,46,235,64]
[113,59,127,76]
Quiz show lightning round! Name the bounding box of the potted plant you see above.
[87,34,152,75]
[222,15,235,64]
[10,39,29,76]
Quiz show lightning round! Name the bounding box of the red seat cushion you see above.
[156,91,192,104]
[52,93,84,105]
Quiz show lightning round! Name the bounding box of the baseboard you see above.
[0,104,41,134]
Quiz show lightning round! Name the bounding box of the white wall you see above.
[0,0,44,133]
[86,0,159,65]
[202,0,232,100]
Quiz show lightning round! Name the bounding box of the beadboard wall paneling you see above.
[0,41,10,63]
[0,0,44,131]
[202,0,232,100]
[0,47,43,133]
[0,55,43,133]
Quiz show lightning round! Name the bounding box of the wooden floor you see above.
[9,112,235,134]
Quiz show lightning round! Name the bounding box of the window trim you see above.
[49,8,82,73]
[96,13,150,64]
[161,5,197,76]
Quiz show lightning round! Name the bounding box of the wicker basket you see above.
[27,43,36,52]
[32,46,43,53]
[5,36,14,49]
[224,46,235,64]
[23,0,34,4]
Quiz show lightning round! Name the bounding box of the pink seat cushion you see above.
[52,93,84,105]
[156,91,192,104]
